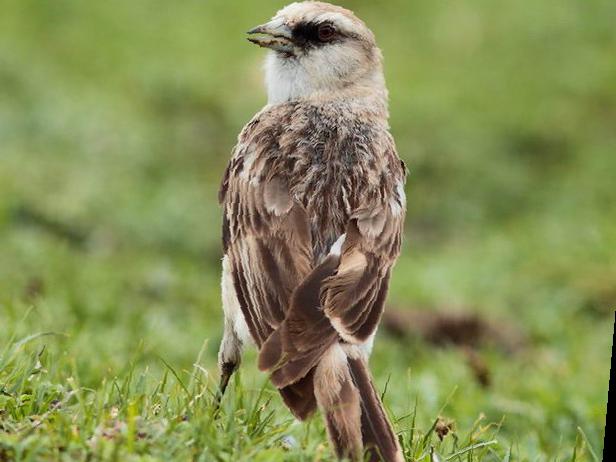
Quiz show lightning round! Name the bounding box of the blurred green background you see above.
[0,0,613,460]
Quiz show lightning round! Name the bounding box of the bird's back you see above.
[221,99,405,263]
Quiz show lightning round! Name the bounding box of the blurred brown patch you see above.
[10,204,88,248]
[462,347,491,388]
[382,307,527,387]
[22,277,45,302]
[383,308,526,353]
[576,274,616,317]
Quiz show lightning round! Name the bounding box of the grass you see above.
[0,335,502,461]
[0,0,613,460]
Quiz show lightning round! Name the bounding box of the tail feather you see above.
[314,345,403,462]
[323,382,362,460]
[348,357,403,462]
[314,345,363,461]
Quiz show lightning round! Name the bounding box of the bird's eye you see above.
[317,24,336,41]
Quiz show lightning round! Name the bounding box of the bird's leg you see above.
[216,326,243,408]
[217,360,238,401]
[216,255,245,409]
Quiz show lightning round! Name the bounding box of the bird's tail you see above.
[348,356,404,462]
[313,344,403,462]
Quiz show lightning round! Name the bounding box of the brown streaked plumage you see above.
[217,2,406,461]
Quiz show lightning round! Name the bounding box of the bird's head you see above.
[247,2,386,105]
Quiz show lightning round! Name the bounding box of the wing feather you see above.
[321,208,403,345]
[259,202,404,388]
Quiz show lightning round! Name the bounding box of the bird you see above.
[217,2,406,461]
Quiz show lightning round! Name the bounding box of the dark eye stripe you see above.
[292,22,339,47]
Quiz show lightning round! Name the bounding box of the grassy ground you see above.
[0,0,613,460]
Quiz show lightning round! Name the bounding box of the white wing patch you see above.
[389,180,406,216]
[329,233,347,256]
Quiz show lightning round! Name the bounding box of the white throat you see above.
[263,49,388,106]
[265,53,317,104]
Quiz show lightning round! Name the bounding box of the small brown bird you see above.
[217,2,406,461]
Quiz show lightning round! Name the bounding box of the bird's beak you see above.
[247,21,294,53]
